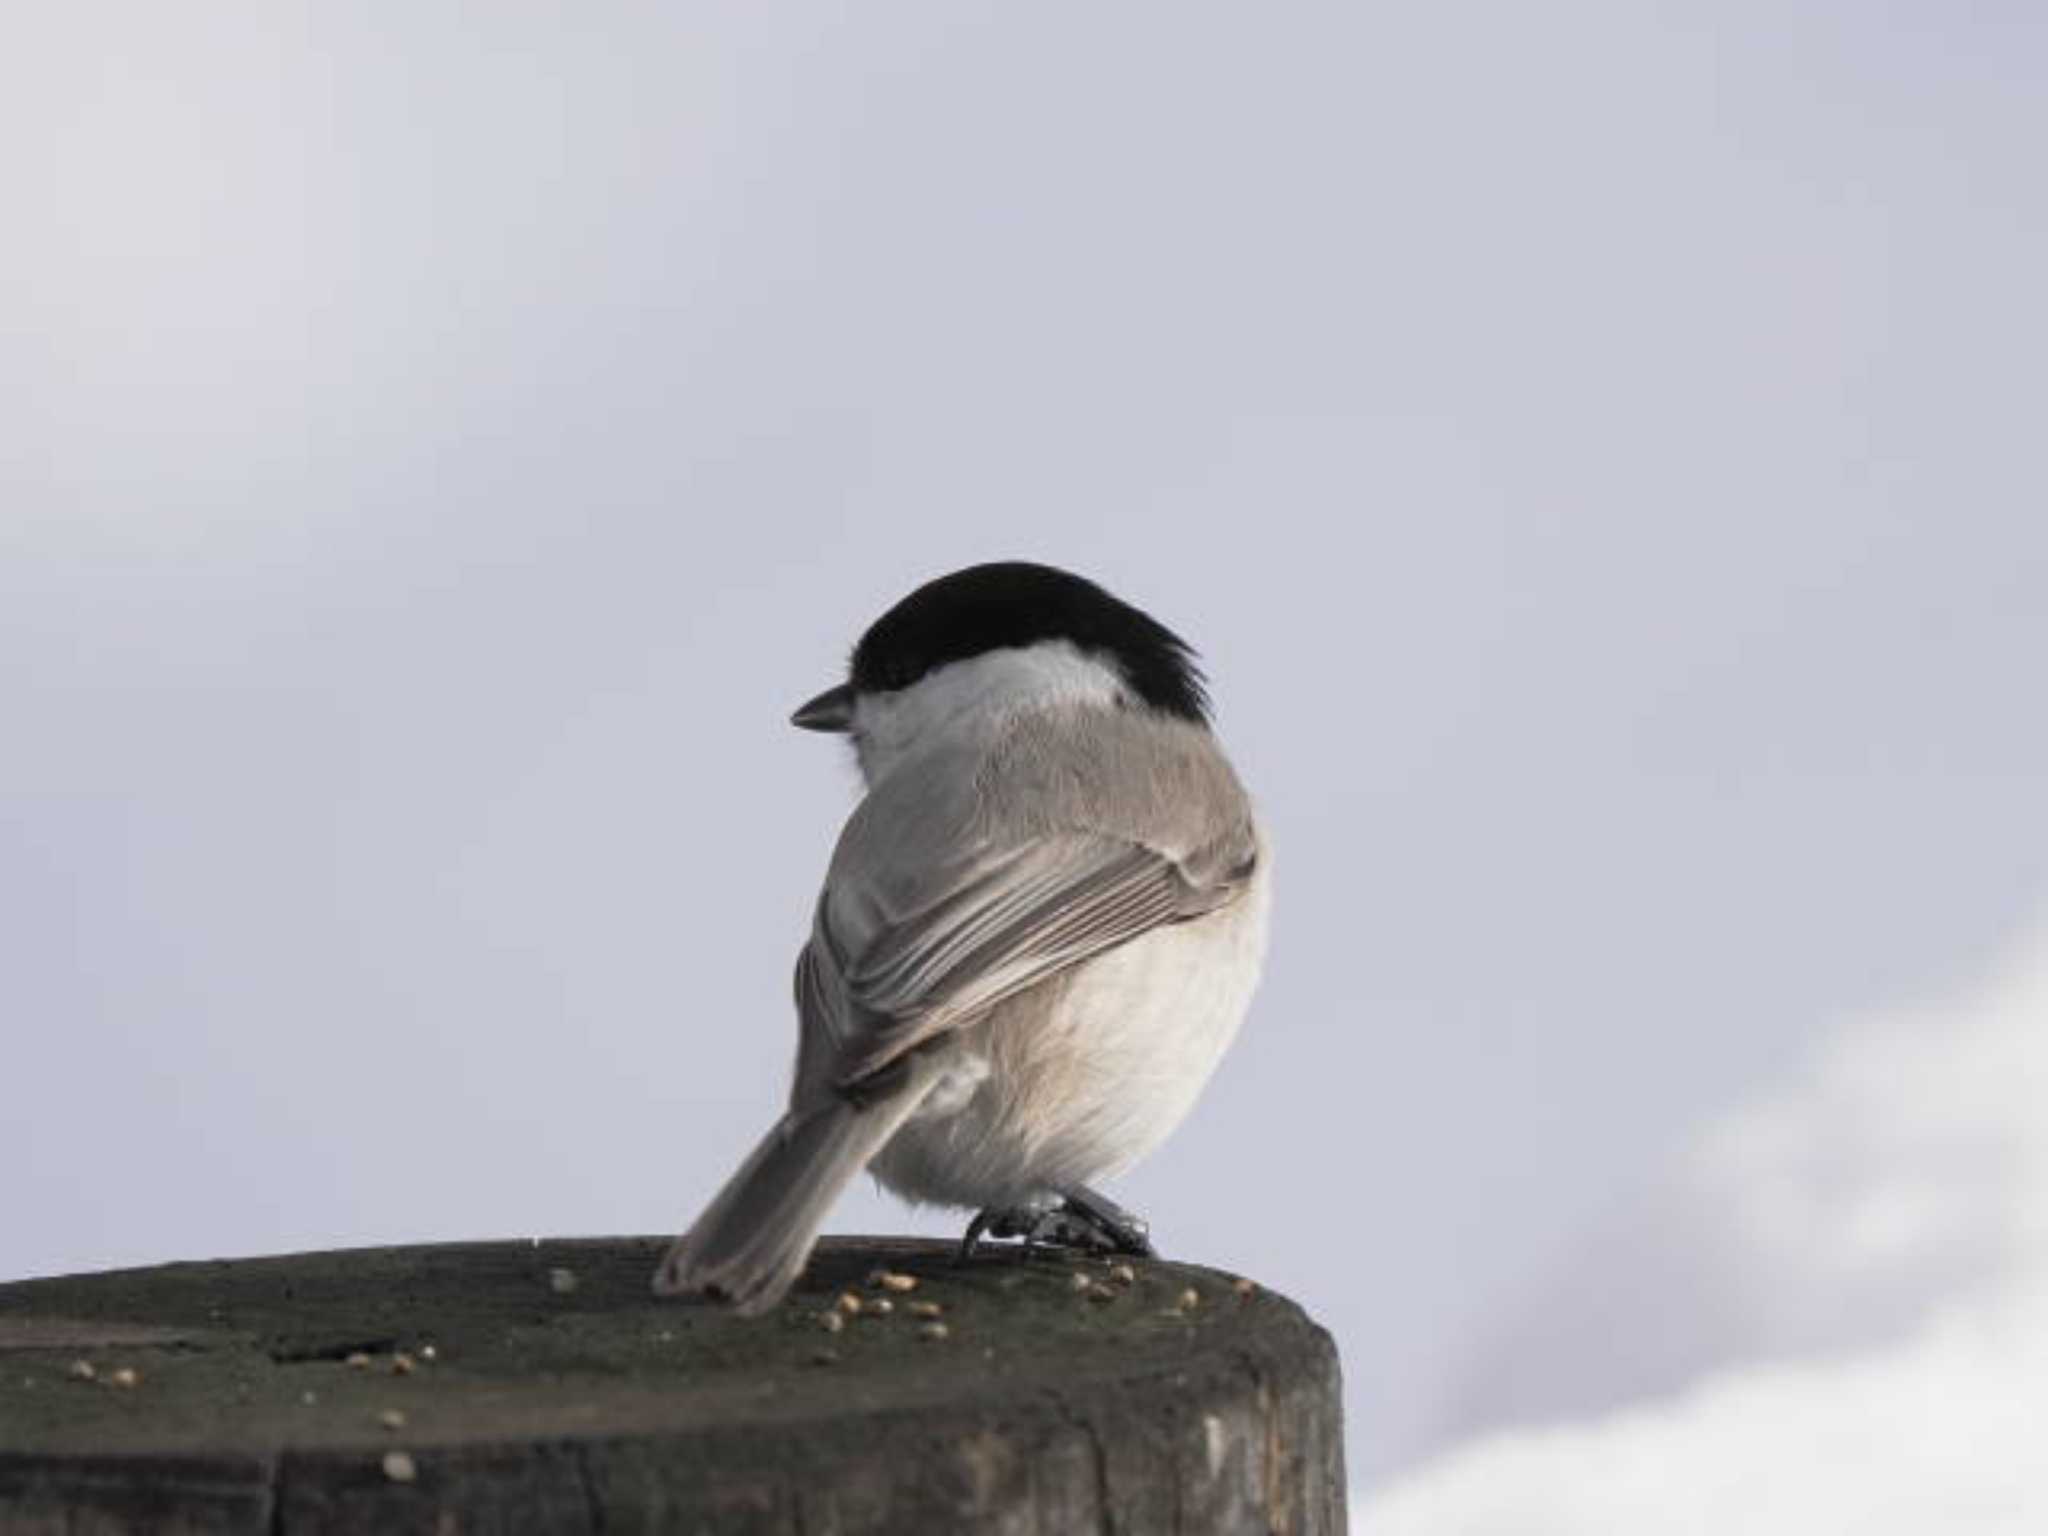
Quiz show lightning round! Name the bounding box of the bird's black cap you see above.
[844,561,1210,724]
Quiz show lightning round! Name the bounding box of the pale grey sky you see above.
[6,3,2045,1512]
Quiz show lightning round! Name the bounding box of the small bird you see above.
[653,562,1270,1313]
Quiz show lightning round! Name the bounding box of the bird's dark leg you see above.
[955,1205,1034,1263]
[955,1200,1056,1263]
[956,1187,1154,1261]
[955,1209,997,1264]
[1059,1184,1155,1256]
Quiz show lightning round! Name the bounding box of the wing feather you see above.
[813,830,1250,1088]
[786,711,1260,1102]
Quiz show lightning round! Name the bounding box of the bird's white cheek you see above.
[850,708,917,785]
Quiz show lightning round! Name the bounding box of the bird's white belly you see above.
[867,865,1271,1210]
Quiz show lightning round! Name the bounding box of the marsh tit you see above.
[653,561,1269,1312]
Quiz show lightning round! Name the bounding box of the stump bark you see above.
[0,1237,1344,1534]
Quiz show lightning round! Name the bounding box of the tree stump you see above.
[0,1237,1345,1533]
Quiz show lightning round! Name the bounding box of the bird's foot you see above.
[1060,1184,1155,1256]
[956,1185,1154,1263]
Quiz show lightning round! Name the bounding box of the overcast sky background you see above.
[6,4,2045,1525]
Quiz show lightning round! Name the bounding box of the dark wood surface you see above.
[0,1237,1345,1534]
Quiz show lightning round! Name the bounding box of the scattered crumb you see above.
[379,1409,408,1431]
[1085,1282,1119,1303]
[918,1321,951,1342]
[1176,1288,1202,1312]
[381,1450,418,1484]
[301,1391,319,1406]
[874,1270,919,1293]
[345,1352,372,1371]
[1108,1263,1138,1286]
[818,1310,846,1334]
[391,1352,417,1376]
[1233,1277,1257,1299]
[66,1360,96,1383]
[836,1291,864,1315]
[548,1267,579,1295]
[419,1344,439,1362]
[866,1297,894,1316]
[1069,1272,1094,1292]
[653,1331,673,1344]
[109,1367,140,1389]
[908,1300,943,1319]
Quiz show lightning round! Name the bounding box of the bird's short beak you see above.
[790,681,857,733]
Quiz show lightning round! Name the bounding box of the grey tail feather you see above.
[651,1066,935,1315]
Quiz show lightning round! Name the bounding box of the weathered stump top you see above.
[0,1236,1344,1533]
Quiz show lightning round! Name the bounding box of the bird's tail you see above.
[652,1063,936,1315]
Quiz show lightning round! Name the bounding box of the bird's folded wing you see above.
[805,830,1254,1090]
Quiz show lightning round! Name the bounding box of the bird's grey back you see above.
[788,703,1260,1098]
[969,705,1257,874]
